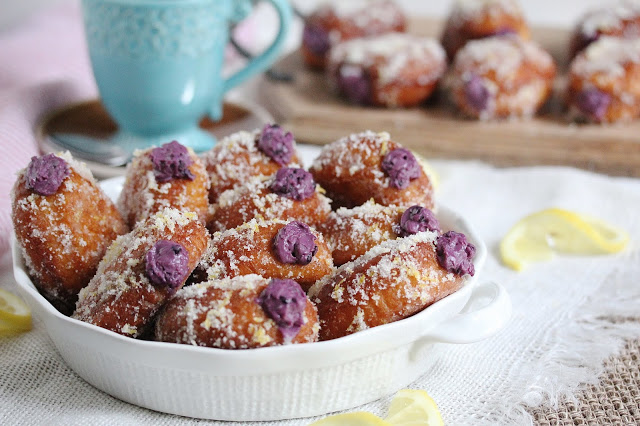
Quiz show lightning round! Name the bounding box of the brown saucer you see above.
[37,99,273,179]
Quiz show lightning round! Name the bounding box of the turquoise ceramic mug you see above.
[81,0,291,153]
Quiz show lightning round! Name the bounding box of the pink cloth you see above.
[0,1,256,256]
[0,1,96,255]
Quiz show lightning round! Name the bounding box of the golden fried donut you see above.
[301,0,406,70]
[327,33,446,108]
[441,0,530,60]
[448,36,556,120]
[309,131,435,210]
[202,125,301,203]
[155,275,319,348]
[11,152,127,314]
[73,208,209,338]
[197,218,332,292]
[118,141,209,228]
[309,230,475,341]
[567,37,640,124]
[207,167,331,232]
[570,0,640,59]
[318,201,441,266]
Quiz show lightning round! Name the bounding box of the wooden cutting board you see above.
[259,18,640,177]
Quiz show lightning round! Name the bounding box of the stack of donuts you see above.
[11,126,477,349]
[301,0,640,124]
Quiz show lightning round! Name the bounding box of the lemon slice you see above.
[384,389,444,426]
[309,412,391,426]
[500,208,630,271]
[0,288,32,335]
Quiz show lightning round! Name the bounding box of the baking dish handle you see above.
[421,281,512,344]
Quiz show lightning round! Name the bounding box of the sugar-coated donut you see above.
[155,275,319,348]
[301,0,406,70]
[318,201,440,266]
[118,141,209,228]
[447,36,556,120]
[73,208,209,338]
[309,131,435,209]
[309,230,475,341]
[11,152,127,315]
[202,125,301,203]
[441,0,530,60]
[207,167,331,232]
[567,37,640,124]
[327,33,446,108]
[570,0,640,59]
[196,218,333,292]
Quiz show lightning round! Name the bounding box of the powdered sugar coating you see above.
[452,0,523,20]
[313,0,405,34]
[208,173,331,232]
[202,129,301,203]
[567,37,640,123]
[73,208,209,338]
[572,37,640,79]
[309,131,434,209]
[11,153,127,314]
[448,37,556,120]
[577,0,640,38]
[155,274,319,349]
[119,145,209,227]
[329,33,446,87]
[198,218,333,291]
[318,200,406,266]
[441,0,529,59]
[309,231,466,340]
[302,0,406,69]
[453,37,553,80]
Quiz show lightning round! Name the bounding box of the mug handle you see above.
[210,0,292,120]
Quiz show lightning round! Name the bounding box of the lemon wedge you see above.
[384,389,444,426]
[308,412,391,426]
[500,208,630,271]
[0,288,32,336]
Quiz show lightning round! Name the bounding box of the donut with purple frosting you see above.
[155,275,319,348]
[207,168,331,233]
[118,140,209,228]
[301,0,406,69]
[11,152,127,315]
[448,36,556,120]
[567,37,640,124]
[310,131,435,209]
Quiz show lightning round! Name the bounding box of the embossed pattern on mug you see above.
[83,3,229,59]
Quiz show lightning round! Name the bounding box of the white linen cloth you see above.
[2,157,639,425]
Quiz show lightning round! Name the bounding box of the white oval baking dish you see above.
[11,177,510,421]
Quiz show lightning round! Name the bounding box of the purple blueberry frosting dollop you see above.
[435,231,476,276]
[257,124,295,166]
[464,74,490,112]
[145,240,190,291]
[270,167,316,201]
[399,206,441,237]
[150,141,195,183]
[273,221,318,265]
[303,24,331,56]
[337,66,371,105]
[576,88,611,120]
[381,148,422,190]
[257,278,307,342]
[25,154,70,196]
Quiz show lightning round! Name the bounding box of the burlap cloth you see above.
[532,336,640,425]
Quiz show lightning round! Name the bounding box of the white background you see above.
[0,0,617,31]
